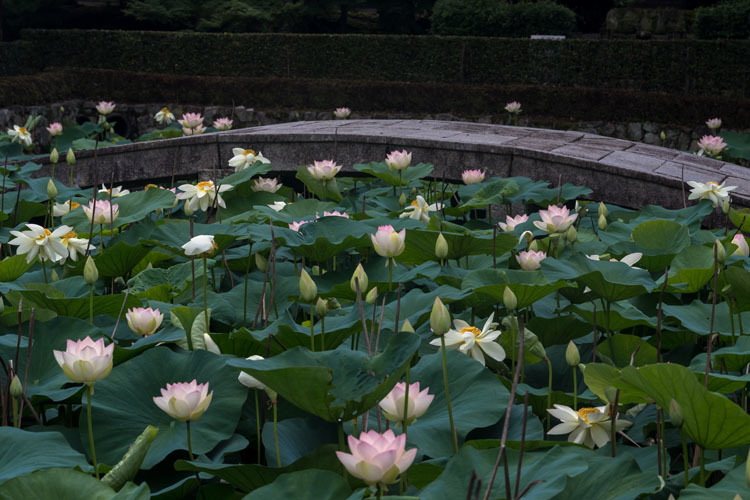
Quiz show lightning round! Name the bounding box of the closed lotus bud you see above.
[183,201,195,217]
[50,269,60,282]
[566,225,577,243]
[255,252,267,272]
[401,318,415,333]
[722,284,733,295]
[399,192,407,207]
[598,213,608,230]
[299,268,317,302]
[668,398,683,428]
[435,233,449,260]
[430,297,451,337]
[503,286,517,311]
[9,374,22,397]
[598,202,608,218]
[66,148,76,166]
[660,130,666,141]
[84,256,98,285]
[566,341,580,367]
[47,178,58,199]
[365,286,378,304]
[714,239,726,264]
[350,263,368,295]
[315,297,329,317]
[50,147,59,164]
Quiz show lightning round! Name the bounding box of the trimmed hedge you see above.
[693,0,750,39]
[0,41,43,75]
[15,29,750,98]
[2,68,749,128]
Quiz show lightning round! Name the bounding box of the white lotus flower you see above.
[429,313,505,366]
[687,181,736,208]
[547,404,631,449]
[154,107,175,125]
[177,180,233,212]
[8,224,71,263]
[7,125,32,147]
[98,184,129,198]
[399,195,442,223]
[182,234,217,256]
[60,229,92,262]
[228,148,270,171]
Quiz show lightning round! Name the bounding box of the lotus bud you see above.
[430,297,451,337]
[203,333,221,355]
[598,213,608,230]
[255,252,267,272]
[399,192,407,207]
[723,199,730,215]
[659,130,666,141]
[350,263,368,295]
[668,398,683,428]
[714,239,726,264]
[435,233,449,260]
[47,179,58,199]
[315,297,329,317]
[503,286,517,311]
[183,201,195,217]
[565,341,580,367]
[598,202,608,218]
[299,268,317,302]
[365,286,378,304]
[84,256,98,285]
[50,269,60,282]
[566,225,577,243]
[66,148,76,166]
[400,318,415,333]
[9,374,22,397]
[50,147,59,164]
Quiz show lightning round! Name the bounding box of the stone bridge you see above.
[40,120,750,210]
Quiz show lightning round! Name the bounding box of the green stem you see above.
[572,366,577,411]
[682,431,689,487]
[273,401,281,467]
[41,259,48,284]
[87,385,99,479]
[661,409,667,480]
[546,357,553,432]
[203,255,209,340]
[99,224,104,250]
[440,336,458,453]
[89,284,94,325]
[309,305,315,352]
[402,365,411,437]
[398,170,402,198]
[388,259,393,293]
[338,420,345,452]
[699,447,705,485]
[186,420,195,461]
[321,316,326,351]
[12,397,18,428]
[255,390,261,464]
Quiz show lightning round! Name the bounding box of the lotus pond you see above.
[0,145,749,500]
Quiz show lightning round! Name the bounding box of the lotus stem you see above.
[398,170,402,198]
[572,365,577,411]
[186,420,195,461]
[89,284,94,325]
[273,400,281,467]
[243,243,252,326]
[87,384,99,479]
[11,395,18,428]
[254,389,261,464]
[320,316,326,351]
[388,258,393,293]
[202,255,209,342]
[309,305,315,352]
[99,224,104,250]
[545,357,552,432]
[699,447,705,485]
[402,363,411,438]
[682,430,689,487]
[440,336,458,453]
[41,260,48,284]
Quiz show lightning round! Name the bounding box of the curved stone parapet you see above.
[42,120,749,209]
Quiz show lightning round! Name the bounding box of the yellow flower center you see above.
[18,127,28,134]
[145,184,159,190]
[707,181,719,186]
[196,181,214,193]
[36,228,51,243]
[577,407,600,424]
[70,201,80,210]
[161,108,170,113]
[410,200,419,207]
[243,149,256,156]
[459,326,482,338]
[62,230,77,239]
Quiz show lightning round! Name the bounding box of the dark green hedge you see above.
[693,0,750,39]
[3,68,749,128]
[15,30,750,98]
[0,41,43,75]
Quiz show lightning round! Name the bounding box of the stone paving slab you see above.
[25,119,750,210]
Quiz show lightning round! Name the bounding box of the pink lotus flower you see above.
[321,210,349,218]
[153,380,213,422]
[371,225,406,259]
[83,200,119,225]
[307,160,341,180]
[516,250,547,270]
[289,219,312,232]
[96,101,116,115]
[378,381,434,426]
[126,307,164,336]
[498,214,529,232]
[213,117,233,130]
[333,107,351,119]
[251,177,282,193]
[178,113,204,129]
[385,150,412,171]
[53,337,113,385]
[461,169,485,185]
[182,125,206,135]
[505,101,522,114]
[732,233,749,257]
[706,118,722,130]
[336,429,417,488]
[46,122,63,136]
[533,205,577,234]
[697,135,727,157]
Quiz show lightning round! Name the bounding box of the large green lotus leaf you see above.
[295,166,342,202]
[175,444,341,494]
[616,201,713,232]
[139,220,245,254]
[679,460,750,499]
[0,468,149,500]
[504,177,592,206]
[630,219,690,271]
[420,445,592,500]
[218,161,273,187]
[582,363,649,405]
[240,469,351,500]
[719,266,750,312]
[662,300,750,337]
[620,363,750,449]
[281,216,372,262]
[687,354,750,394]
[61,188,176,233]
[228,332,419,422]
[527,315,592,346]
[541,254,656,302]
[352,161,434,187]
[398,228,516,265]
[565,299,656,331]
[548,454,661,500]
[729,207,750,231]
[704,335,750,372]
[460,178,519,209]
[85,347,248,469]
[378,285,469,333]
[128,260,209,300]
[261,417,337,467]
[0,428,90,484]
[407,351,509,458]
[0,255,33,282]
[661,244,715,293]
[12,289,142,320]
[595,334,658,367]
[94,240,150,278]
[462,269,570,310]
[721,130,750,161]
